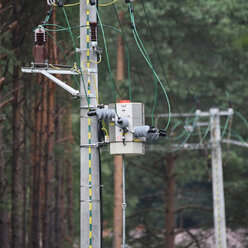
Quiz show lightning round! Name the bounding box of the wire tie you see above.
[122,203,127,209]
[80,200,100,202]
[80,185,103,188]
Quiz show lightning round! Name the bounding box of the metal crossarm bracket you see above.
[21,67,80,97]
[21,67,80,75]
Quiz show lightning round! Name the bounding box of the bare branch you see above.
[186,229,201,248]
[175,221,213,235]
[0,97,14,110]
[127,207,164,219]
[174,205,212,213]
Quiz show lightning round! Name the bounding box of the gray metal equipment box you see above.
[108,102,145,155]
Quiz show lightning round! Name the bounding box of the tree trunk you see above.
[113,11,125,248]
[66,96,74,242]
[12,65,24,248]
[43,8,57,245]
[55,105,64,248]
[30,74,42,248]
[0,79,11,248]
[165,153,175,248]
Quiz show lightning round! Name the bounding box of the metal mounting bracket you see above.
[21,67,80,97]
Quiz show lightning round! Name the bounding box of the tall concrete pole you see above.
[165,153,175,248]
[210,108,227,248]
[80,1,100,248]
[113,11,125,248]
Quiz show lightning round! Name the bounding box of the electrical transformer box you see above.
[108,102,145,155]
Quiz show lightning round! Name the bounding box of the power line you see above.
[112,4,149,100]
[141,0,184,123]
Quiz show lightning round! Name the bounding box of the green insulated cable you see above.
[102,25,132,101]
[234,111,248,132]
[128,8,158,126]
[96,8,120,115]
[127,3,171,131]
[45,31,80,89]
[62,7,89,105]
[221,115,232,140]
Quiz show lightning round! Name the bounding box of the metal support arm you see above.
[40,71,80,96]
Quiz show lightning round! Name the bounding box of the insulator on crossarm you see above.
[33,27,47,64]
[34,28,46,45]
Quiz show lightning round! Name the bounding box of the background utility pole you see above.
[113,11,124,248]
[165,153,175,248]
[147,108,231,248]
[80,1,100,248]
[210,108,227,248]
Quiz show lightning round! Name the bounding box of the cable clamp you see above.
[47,0,56,6]
[86,68,98,73]
[80,200,100,202]
[57,0,64,7]
[122,202,127,209]
[80,143,99,148]
[90,0,96,5]
[80,105,96,109]
[85,4,90,9]
[80,184,103,188]
[80,142,105,148]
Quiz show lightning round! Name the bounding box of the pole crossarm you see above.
[21,67,80,75]
[146,109,233,118]
[222,139,248,148]
[146,143,211,151]
[21,67,80,96]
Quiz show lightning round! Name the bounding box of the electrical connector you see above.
[90,0,96,5]
[58,0,64,7]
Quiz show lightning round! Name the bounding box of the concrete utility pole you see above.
[80,1,100,248]
[113,11,125,248]
[165,153,175,248]
[210,108,227,248]
[147,108,232,248]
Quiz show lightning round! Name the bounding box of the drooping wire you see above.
[62,6,89,105]
[99,0,119,7]
[112,4,150,101]
[51,1,80,7]
[96,7,121,115]
[127,3,171,131]
[102,24,132,101]
[45,31,81,89]
[141,0,185,123]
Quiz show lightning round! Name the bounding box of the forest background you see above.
[1,0,248,247]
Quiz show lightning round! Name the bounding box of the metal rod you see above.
[122,156,126,248]
[40,71,79,96]
[21,67,79,75]
[146,109,233,118]
[222,139,248,148]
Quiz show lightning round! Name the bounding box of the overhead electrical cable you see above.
[51,1,80,7]
[112,4,149,101]
[96,7,121,114]
[102,24,132,101]
[45,31,81,89]
[62,6,89,105]
[98,0,119,7]
[127,3,171,131]
[141,0,185,123]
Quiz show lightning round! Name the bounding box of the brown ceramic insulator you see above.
[33,45,47,63]
[34,29,46,45]
[90,22,97,42]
